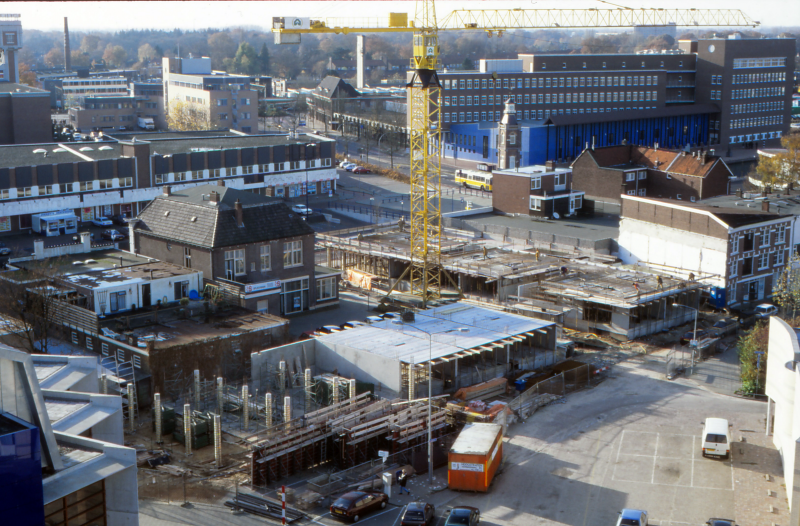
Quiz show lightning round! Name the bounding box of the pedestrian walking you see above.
[398,469,410,495]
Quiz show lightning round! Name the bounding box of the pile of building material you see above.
[453,377,508,401]
[224,492,305,522]
[294,490,324,511]
[511,392,563,420]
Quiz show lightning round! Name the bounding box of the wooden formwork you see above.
[250,395,452,486]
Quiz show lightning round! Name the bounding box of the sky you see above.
[5,1,798,32]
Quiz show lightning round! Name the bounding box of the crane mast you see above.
[408,0,442,305]
[272,4,759,306]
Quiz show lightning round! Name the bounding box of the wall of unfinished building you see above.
[250,340,318,393]
[315,341,403,392]
[618,217,728,288]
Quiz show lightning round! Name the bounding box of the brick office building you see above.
[435,36,794,165]
[68,95,137,133]
[0,131,336,235]
[132,185,337,315]
[492,160,584,219]
[619,194,792,308]
[571,144,733,203]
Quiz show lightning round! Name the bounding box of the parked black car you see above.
[679,329,711,346]
[110,214,129,226]
[101,229,126,241]
[401,501,436,526]
[330,491,389,522]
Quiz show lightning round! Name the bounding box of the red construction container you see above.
[447,423,503,492]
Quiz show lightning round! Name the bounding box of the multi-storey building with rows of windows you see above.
[433,35,794,166]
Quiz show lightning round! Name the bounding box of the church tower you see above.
[497,98,521,169]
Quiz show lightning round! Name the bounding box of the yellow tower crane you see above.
[273,4,758,306]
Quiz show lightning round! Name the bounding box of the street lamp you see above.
[673,303,698,372]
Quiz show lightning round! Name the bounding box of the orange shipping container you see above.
[447,423,503,492]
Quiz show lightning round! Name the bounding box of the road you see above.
[141,357,772,526]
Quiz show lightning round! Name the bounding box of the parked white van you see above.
[701,418,731,459]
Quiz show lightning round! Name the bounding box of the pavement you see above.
[138,350,786,526]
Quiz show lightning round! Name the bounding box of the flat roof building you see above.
[0,347,138,525]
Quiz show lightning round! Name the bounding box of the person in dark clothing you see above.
[398,469,410,495]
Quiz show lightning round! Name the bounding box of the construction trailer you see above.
[448,423,503,492]
[514,262,704,339]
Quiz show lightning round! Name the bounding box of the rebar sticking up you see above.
[213,414,222,469]
[349,379,356,403]
[279,361,286,398]
[242,385,249,432]
[154,393,162,443]
[194,370,200,410]
[184,403,192,456]
[304,369,312,411]
[265,392,272,428]
[216,377,223,415]
[283,395,291,425]
[128,383,136,432]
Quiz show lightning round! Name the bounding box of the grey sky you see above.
[6,1,798,32]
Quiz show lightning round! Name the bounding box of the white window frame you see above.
[531,177,541,190]
[759,252,770,269]
[260,244,271,271]
[283,240,303,268]
[316,276,336,301]
[101,343,109,356]
[530,197,542,211]
[775,250,785,267]
[86,336,93,350]
[625,172,635,182]
[225,249,246,276]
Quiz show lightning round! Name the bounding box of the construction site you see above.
[318,222,704,340]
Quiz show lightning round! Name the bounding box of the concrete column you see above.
[279,361,286,398]
[101,373,107,394]
[33,239,44,260]
[184,403,192,456]
[333,379,340,405]
[242,385,249,432]
[408,362,415,401]
[217,377,223,415]
[454,358,459,390]
[194,370,200,410]
[349,379,356,403]
[790,438,800,524]
[304,369,312,411]
[213,414,222,469]
[284,395,292,425]
[154,393,161,443]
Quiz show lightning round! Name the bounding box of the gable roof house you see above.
[571,144,733,203]
[131,184,336,315]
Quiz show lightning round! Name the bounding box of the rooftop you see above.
[316,302,555,365]
[700,191,800,216]
[623,195,791,228]
[129,133,333,157]
[61,261,199,290]
[135,185,315,249]
[580,144,728,179]
[128,310,288,350]
[493,164,572,178]
[13,249,154,277]
[0,142,124,169]
[0,82,48,94]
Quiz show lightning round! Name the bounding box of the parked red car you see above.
[330,491,388,522]
[352,166,371,174]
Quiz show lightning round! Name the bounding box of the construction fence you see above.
[137,467,235,507]
[510,362,612,419]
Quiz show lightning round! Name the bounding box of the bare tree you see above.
[0,262,67,354]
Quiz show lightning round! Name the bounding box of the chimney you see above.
[217,179,225,187]
[654,142,659,151]
[64,18,71,73]
[162,185,171,196]
[235,199,243,227]
[700,151,707,166]
[356,35,365,90]
[682,150,687,157]
[735,188,743,198]
[545,160,556,172]
[762,201,771,212]
[591,136,596,151]
[209,191,220,203]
